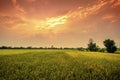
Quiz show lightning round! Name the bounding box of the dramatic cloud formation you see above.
[0,0,120,47]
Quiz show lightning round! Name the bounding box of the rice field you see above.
[0,49,120,80]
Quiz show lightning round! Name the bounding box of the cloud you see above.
[102,14,115,20]
[32,0,108,30]
[21,0,110,39]
[102,14,118,23]
[25,0,36,2]
[0,15,25,28]
[34,16,68,29]
[61,0,108,23]
[11,0,26,15]
[0,0,120,47]
[0,0,114,32]
[112,0,120,7]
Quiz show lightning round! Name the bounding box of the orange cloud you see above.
[0,0,120,47]
[112,0,120,7]
[1,0,118,37]
[64,0,108,22]
[7,0,109,33]
[25,0,36,2]
[37,0,108,29]
[11,0,26,15]
[102,14,115,20]
[0,16,24,26]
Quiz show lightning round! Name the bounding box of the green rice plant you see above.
[0,50,120,80]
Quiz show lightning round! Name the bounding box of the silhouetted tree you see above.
[1,46,8,49]
[20,46,24,49]
[103,39,117,53]
[27,46,32,49]
[39,47,43,49]
[88,38,99,51]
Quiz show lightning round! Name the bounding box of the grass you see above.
[0,49,120,80]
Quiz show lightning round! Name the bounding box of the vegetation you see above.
[0,50,120,80]
[0,39,118,53]
[103,39,117,53]
[87,39,99,51]
[0,46,76,50]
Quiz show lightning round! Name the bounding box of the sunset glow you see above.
[34,15,68,29]
[0,0,120,47]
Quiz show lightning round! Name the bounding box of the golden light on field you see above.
[0,0,120,47]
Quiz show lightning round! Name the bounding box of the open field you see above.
[0,49,120,80]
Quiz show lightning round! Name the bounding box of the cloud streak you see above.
[112,0,120,7]
[27,0,108,30]
[11,0,26,16]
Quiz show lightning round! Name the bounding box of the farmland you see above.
[0,49,120,80]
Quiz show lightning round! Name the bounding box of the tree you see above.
[103,39,117,53]
[1,46,8,49]
[87,38,99,51]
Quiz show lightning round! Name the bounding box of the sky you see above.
[0,0,120,48]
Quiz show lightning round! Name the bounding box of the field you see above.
[0,50,120,80]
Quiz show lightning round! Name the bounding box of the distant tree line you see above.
[0,38,118,53]
[0,46,77,50]
[87,38,117,53]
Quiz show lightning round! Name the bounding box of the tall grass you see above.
[0,50,120,80]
